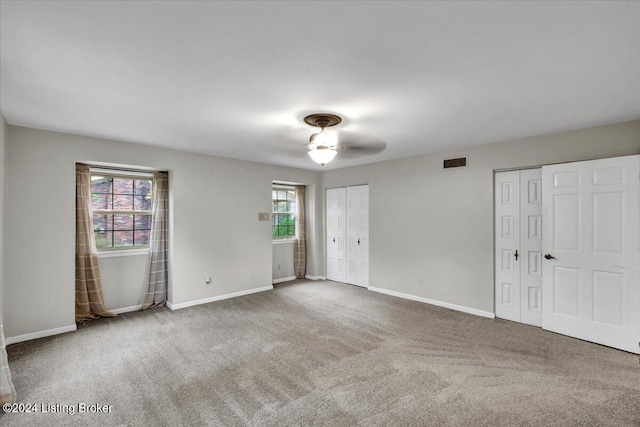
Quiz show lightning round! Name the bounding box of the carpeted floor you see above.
[2,280,639,426]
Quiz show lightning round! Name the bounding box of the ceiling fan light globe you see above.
[308,147,337,166]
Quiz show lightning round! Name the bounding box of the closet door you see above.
[542,155,640,354]
[346,185,369,287]
[520,169,543,327]
[495,169,542,325]
[495,171,521,322]
[327,188,347,283]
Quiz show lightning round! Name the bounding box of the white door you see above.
[326,187,347,283]
[542,155,640,354]
[346,185,369,287]
[520,169,543,327]
[495,169,542,326]
[495,171,521,322]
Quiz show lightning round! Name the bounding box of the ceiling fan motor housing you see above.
[303,113,342,128]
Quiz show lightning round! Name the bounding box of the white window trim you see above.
[272,239,296,245]
[97,248,151,258]
[91,168,154,179]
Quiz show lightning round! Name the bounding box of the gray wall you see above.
[0,113,6,323]
[99,254,149,311]
[4,125,320,338]
[272,242,295,282]
[3,119,639,338]
[321,119,640,313]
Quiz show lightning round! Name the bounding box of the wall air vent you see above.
[443,157,468,169]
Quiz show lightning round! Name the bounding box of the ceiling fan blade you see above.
[337,131,387,158]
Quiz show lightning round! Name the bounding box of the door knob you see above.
[544,254,556,260]
[514,250,519,261]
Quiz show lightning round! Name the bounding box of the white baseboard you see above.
[167,285,274,310]
[367,286,495,319]
[305,275,326,280]
[273,276,296,284]
[110,304,142,314]
[5,324,77,345]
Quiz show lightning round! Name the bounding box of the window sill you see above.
[97,248,150,258]
[272,239,296,245]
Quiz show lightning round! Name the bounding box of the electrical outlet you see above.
[418,279,424,286]
[206,277,212,285]
[250,273,254,280]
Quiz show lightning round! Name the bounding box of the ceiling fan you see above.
[303,113,386,166]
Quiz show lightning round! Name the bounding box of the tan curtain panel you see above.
[142,171,169,309]
[75,164,117,322]
[0,320,16,404]
[294,185,306,279]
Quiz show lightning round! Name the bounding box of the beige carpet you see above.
[2,280,639,426]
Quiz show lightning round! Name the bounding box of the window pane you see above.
[272,214,295,237]
[113,194,133,210]
[91,177,113,194]
[91,193,112,210]
[113,214,133,230]
[276,201,289,212]
[272,187,296,238]
[113,178,133,194]
[134,179,152,196]
[134,229,150,245]
[134,195,152,210]
[134,215,152,230]
[95,231,113,248]
[90,173,155,250]
[93,214,113,232]
[113,230,133,247]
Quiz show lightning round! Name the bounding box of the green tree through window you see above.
[272,186,296,238]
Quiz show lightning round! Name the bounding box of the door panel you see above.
[327,188,347,283]
[520,169,543,327]
[327,185,369,287]
[542,155,640,354]
[346,185,369,287]
[495,171,521,322]
[495,169,542,326]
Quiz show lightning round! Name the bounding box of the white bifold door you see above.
[495,169,543,327]
[327,185,369,287]
[327,187,347,283]
[541,155,640,354]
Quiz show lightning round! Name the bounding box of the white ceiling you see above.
[1,1,639,170]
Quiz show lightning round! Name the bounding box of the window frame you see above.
[90,169,154,252]
[272,184,296,240]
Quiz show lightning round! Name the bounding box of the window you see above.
[272,185,296,239]
[90,170,153,249]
